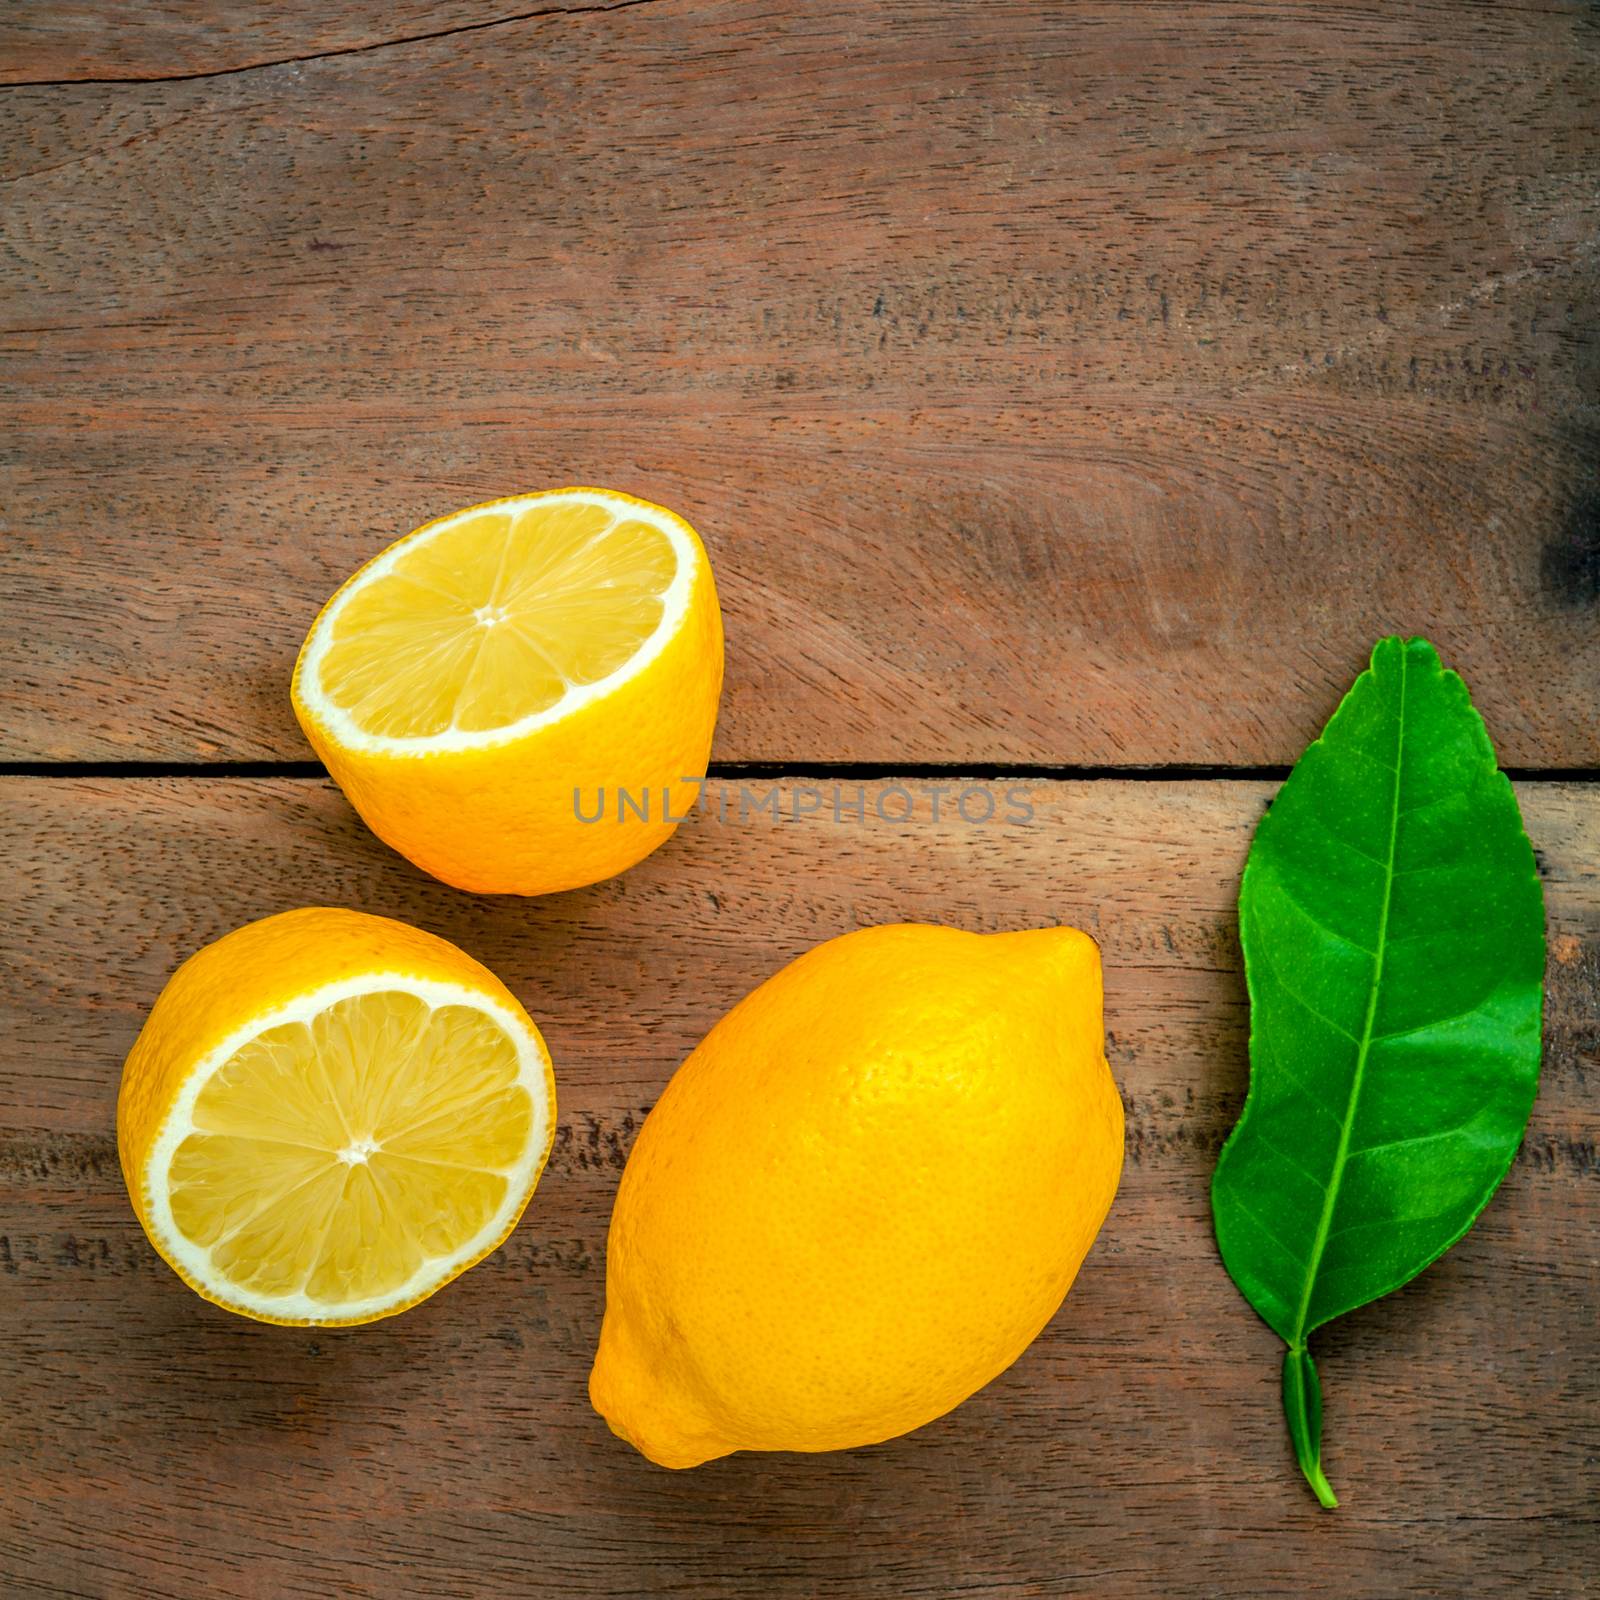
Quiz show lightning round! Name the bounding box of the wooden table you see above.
[4,4,1597,1596]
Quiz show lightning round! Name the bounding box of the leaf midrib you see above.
[1287,646,1408,1348]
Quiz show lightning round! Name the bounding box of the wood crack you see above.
[0,0,662,90]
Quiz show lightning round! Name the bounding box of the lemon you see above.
[589,922,1123,1468]
[292,488,723,895]
[118,908,556,1326]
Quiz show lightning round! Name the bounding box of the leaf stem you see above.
[1283,1346,1339,1509]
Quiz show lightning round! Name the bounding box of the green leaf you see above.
[1211,636,1545,1507]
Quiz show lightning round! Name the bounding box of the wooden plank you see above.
[3,775,1594,1598]
[3,2,1598,766]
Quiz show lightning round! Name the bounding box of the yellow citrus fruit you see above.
[590,922,1123,1468]
[117,908,556,1326]
[292,488,723,895]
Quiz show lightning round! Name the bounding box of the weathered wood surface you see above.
[5,4,1598,1596]
[4,776,1595,1599]
[4,1,1599,766]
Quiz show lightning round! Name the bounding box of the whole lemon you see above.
[590,922,1123,1468]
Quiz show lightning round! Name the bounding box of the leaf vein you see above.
[1300,805,1390,869]
[1346,1118,1493,1160]
[1272,885,1379,958]
[1248,1043,1348,1127]
[1256,1134,1332,1192]
[1225,1192,1309,1273]
[1288,644,1408,1344]
[1255,950,1364,1047]
[1369,997,1501,1045]
[1319,1206,1456,1249]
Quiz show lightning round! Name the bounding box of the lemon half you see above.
[292,488,723,895]
[118,908,556,1325]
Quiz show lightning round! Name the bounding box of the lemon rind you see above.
[294,487,702,757]
[142,974,555,1325]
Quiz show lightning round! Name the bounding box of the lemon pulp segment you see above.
[162,989,535,1311]
[315,499,680,738]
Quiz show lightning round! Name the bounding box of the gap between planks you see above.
[2,761,1598,783]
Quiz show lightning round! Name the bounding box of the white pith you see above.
[296,489,700,756]
[144,974,554,1324]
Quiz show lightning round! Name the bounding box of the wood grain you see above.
[4,775,1595,1598]
[4,1,1598,766]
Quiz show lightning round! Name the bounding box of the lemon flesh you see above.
[314,497,681,740]
[120,910,557,1326]
[143,983,552,1325]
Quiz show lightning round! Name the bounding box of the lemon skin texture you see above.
[590,922,1124,1468]
[118,907,557,1326]
[291,491,724,896]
